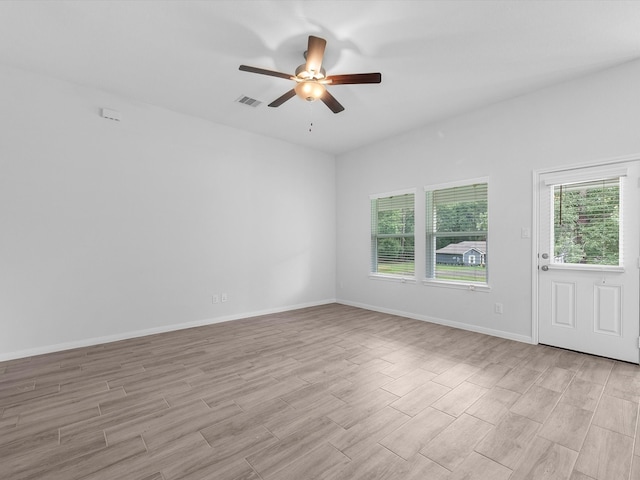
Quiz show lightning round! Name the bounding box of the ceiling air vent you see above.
[236,95,262,108]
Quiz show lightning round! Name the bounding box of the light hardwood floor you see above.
[1,303,639,480]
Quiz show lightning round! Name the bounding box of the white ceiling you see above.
[0,1,639,155]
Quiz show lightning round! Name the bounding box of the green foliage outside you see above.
[376,263,486,282]
[373,188,488,278]
[377,261,415,275]
[554,182,619,265]
[376,206,415,274]
[434,200,487,249]
[377,207,415,235]
[435,264,486,282]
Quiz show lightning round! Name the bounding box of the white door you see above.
[537,161,640,364]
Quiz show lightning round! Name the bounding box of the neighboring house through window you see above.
[426,180,488,284]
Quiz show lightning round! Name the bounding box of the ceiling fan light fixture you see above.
[239,35,381,113]
[294,80,325,101]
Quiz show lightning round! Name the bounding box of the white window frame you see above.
[424,177,491,292]
[544,166,627,272]
[369,188,417,282]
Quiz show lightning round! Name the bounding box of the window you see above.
[553,178,620,266]
[370,191,415,277]
[426,181,488,284]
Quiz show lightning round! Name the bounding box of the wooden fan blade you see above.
[325,73,382,85]
[268,89,296,107]
[305,36,327,75]
[320,90,345,114]
[239,65,293,80]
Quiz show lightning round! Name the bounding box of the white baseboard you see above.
[337,299,534,345]
[0,298,337,362]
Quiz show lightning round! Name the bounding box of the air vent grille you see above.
[236,95,262,108]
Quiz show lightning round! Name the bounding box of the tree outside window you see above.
[371,192,415,276]
[553,178,620,266]
[426,182,488,284]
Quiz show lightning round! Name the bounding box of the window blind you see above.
[371,193,415,276]
[426,183,488,283]
[553,177,620,266]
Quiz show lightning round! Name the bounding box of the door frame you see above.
[531,153,640,348]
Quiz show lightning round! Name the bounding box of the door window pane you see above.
[553,178,620,265]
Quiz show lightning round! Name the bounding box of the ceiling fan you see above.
[239,35,382,114]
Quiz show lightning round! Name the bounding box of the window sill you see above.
[422,279,491,292]
[369,273,417,284]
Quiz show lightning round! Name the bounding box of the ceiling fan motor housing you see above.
[295,63,326,80]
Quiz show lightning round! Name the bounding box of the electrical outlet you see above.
[212,294,219,304]
[221,293,228,302]
[495,303,504,314]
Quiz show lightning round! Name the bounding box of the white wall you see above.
[336,59,640,342]
[3,59,639,361]
[0,65,336,360]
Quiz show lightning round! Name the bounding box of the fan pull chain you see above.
[308,102,314,133]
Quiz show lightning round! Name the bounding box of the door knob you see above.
[541,253,549,259]
[541,265,549,271]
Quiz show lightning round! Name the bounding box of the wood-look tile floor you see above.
[1,303,639,480]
